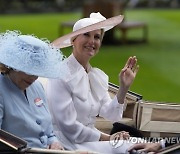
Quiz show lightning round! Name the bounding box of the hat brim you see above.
[52,15,124,48]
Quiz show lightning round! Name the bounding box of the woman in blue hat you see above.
[0,30,66,149]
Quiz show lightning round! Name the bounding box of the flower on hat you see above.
[90,12,106,21]
[73,12,107,32]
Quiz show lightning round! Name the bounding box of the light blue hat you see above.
[0,30,67,78]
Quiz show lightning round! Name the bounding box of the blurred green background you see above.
[0,8,180,103]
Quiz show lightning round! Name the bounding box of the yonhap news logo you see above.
[109,134,180,148]
[109,135,145,149]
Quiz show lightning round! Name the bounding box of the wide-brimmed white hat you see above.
[0,30,67,78]
[52,12,124,48]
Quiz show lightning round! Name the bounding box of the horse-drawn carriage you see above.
[95,82,180,154]
[1,81,180,154]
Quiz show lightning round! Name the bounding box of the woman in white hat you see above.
[0,30,65,150]
[47,13,139,153]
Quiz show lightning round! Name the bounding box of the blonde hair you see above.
[101,29,105,42]
[71,29,105,44]
[0,64,10,74]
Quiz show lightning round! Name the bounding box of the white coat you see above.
[46,54,134,153]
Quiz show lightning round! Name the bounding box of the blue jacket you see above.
[0,74,58,148]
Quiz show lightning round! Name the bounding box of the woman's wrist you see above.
[99,133,110,141]
[117,87,128,104]
[117,92,125,104]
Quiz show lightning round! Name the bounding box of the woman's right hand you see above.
[99,131,130,141]
[110,131,130,140]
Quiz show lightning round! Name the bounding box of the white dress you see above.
[46,54,135,153]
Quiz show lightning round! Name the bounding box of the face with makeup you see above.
[72,29,104,64]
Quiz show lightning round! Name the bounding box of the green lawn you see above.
[0,9,180,103]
